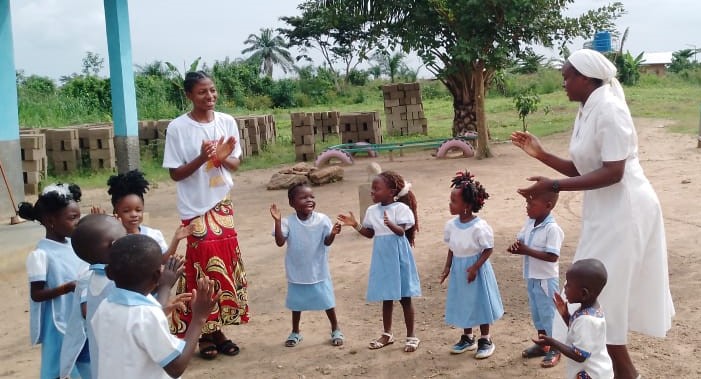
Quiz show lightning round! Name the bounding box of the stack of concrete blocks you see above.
[339,112,383,144]
[382,82,428,136]
[138,120,169,158]
[315,111,340,142]
[290,112,316,162]
[77,124,116,170]
[19,130,47,195]
[234,115,276,157]
[45,128,81,175]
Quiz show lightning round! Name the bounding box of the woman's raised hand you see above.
[511,131,545,159]
[200,140,216,160]
[215,136,236,162]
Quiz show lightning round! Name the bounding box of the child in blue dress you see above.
[19,183,88,379]
[270,183,343,347]
[338,170,422,353]
[439,171,503,359]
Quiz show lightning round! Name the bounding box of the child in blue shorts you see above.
[508,191,564,367]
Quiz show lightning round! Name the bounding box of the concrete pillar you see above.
[0,0,24,220]
[104,0,140,172]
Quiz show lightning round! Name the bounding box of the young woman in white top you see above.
[163,71,249,360]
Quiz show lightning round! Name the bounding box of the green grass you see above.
[37,73,701,190]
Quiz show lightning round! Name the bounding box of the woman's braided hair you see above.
[107,169,150,208]
[450,170,489,213]
[377,170,418,246]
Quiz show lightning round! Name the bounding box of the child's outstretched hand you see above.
[532,333,554,348]
[173,224,194,241]
[163,292,193,316]
[337,212,358,228]
[553,292,570,321]
[331,222,342,235]
[159,255,185,289]
[90,205,106,215]
[191,277,219,322]
[270,203,281,222]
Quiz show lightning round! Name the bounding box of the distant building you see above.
[640,52,673,76]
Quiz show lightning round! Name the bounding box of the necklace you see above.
[188,111,214,125]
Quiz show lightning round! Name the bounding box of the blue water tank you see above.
[592,31,612,52]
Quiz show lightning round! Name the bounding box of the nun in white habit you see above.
[510,48,674,379]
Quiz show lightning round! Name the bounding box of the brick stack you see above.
[290,112,316,162]
[19,130,47,195]
[315,111,340,142]
[78,124,116,170]
[45,128,81,175]
[339,112,383,144]
[382,82,427,136]
[234,115,277,157]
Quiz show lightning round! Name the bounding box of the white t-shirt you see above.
[566,306,614,379]
[140,225,168,254]
[516,214,563,279]
[91,288,185,379]
[163,112,242,220]
[443,217,494,258]
[362,202,415,236]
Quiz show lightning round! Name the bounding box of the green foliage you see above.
[668,48,701,73]
[60,76,112,115]
[610,51,644,85]
[491,69,562,97]
[268,79,298,108]
[513,91,546,132]
[296,65,336,104]
[19,75,56,97]
[347,69,369,86]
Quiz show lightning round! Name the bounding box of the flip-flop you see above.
[285,332,303,347]
[216,339,240,356]
[198,337,218,360]
[368,332,394,349]
[522,344,547,358]
[331,329,345,346]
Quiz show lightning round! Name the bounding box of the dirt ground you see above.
[2,118,699,378]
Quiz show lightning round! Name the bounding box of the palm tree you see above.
[241,28,294,78]
[372,51,407,83]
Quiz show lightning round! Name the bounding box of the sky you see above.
[7,0,701,80]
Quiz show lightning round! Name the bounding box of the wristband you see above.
[551,180,560,193]
[211,156,222,168]
[354,223,362,232]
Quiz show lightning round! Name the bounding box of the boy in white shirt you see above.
[508,191,564,368]
[91,234,217,379]
[532,259,614,379]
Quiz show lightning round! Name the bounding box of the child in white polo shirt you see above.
[508,191,564,368]
[91,234,217,379]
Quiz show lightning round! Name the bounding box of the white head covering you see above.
[567,49,625,102]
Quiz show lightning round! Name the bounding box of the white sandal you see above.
[368,332,394,349]
[404,336,420,352]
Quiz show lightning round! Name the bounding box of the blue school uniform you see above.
[275,212,336,311]
[363,202,421,302]
[60,271,92,379]
[443,217,503,327]
[26,238,89,379]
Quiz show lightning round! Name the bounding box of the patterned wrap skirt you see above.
[170,200,249,337]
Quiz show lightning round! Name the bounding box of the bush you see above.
[347,69,369,86]
[243,95,274,110]
[268,79,297,108]
[421,80,451,100]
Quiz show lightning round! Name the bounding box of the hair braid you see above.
[450,170,489,212]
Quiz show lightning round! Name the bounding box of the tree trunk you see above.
[473,61,491,158]
[444,63,492,159]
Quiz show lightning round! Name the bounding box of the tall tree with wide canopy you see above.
[318,0,624,158]
[241,28,295,78]
[280,1,376,89]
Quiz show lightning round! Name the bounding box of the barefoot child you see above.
[338,170,421,352]
[440,171,504,359]
[19,183,87,379]
[508,191,564,367]
[533,259,614,379]
[270,183,344,347]
[91,234,218,379]
[107,169,191,258]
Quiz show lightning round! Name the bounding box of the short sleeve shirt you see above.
[91,288,185,379]
[443,217,494,258]
[163,112,242,219]
[274,212,333,284]
[516,214,563,279]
